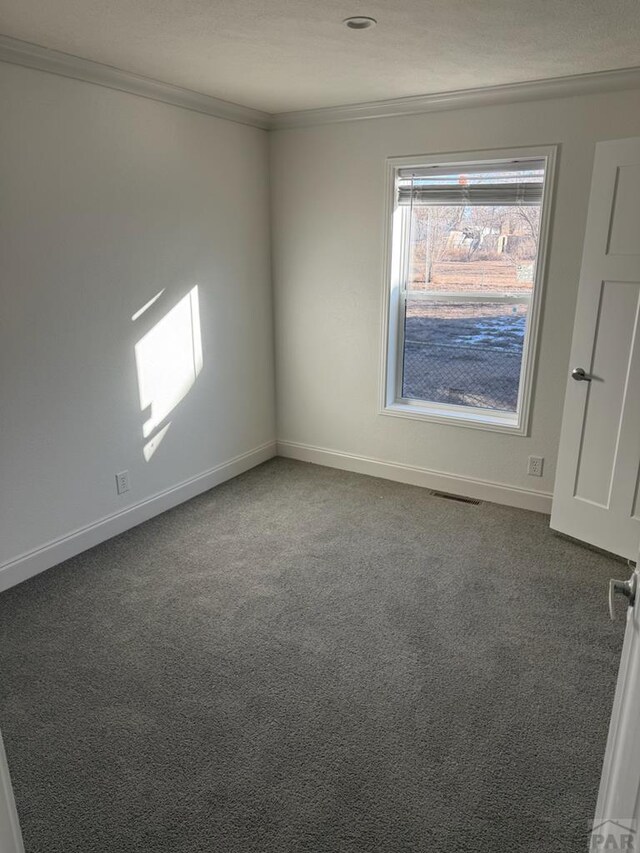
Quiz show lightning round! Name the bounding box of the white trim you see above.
[0,731,24,853]
[277,440,552,513]
[379,145,557,436]
[380,401,521,435]
[271,66,640,128]
[0,441,276,594]
[406,290,532,304]
[0,34,639,131]
[594,576,639,825]
[592,564,640,845]
[0,35,271,129]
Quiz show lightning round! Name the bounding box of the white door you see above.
[591,562,640,852]
[551,137,640,560]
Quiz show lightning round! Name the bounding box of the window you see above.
[382,147,555,433]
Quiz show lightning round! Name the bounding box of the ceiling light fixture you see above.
[343,16,377,29]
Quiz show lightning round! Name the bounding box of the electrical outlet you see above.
[115,470,130,495]
[527,456,544,477]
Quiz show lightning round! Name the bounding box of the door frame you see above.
[0,730,24,853]
[592,563,640,844]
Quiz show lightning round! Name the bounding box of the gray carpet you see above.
[0,458,625,853]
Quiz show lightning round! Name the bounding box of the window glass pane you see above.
[400,193,542,414]
[402,299,527,411]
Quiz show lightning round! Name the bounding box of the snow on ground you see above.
[403,304,526,412]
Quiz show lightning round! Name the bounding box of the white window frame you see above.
[379,145,557,435]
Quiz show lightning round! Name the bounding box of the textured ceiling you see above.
[0,0,639,113]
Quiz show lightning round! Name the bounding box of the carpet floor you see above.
[0,458,625,853]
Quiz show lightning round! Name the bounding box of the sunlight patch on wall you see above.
[131,288,166,322]
[134,286,203,460]
[142,422,172,462]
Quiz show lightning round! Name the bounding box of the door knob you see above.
[571,367,592,382]
[609,571,637,621]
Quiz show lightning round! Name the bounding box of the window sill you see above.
[381,401,527,435]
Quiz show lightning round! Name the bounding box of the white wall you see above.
[0,62,275,582]
[270,89,640,504]
[3,64,640,587]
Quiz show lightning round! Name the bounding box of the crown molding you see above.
[270,66,640,129]
[0,34,271,129]
[1,33,640,132]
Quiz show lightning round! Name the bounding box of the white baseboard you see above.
[0,441,276,594]
[0,438,551,595]
[277,440,553,514]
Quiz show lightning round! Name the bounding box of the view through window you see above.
[388,155,550,428]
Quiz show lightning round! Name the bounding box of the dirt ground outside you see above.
[411,259,535,294]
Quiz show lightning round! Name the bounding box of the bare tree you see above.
[412,205,463,283]
[502,205,540,264]
[513,205,540,246]
[462,206,502,262]
[408,203,540,287]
